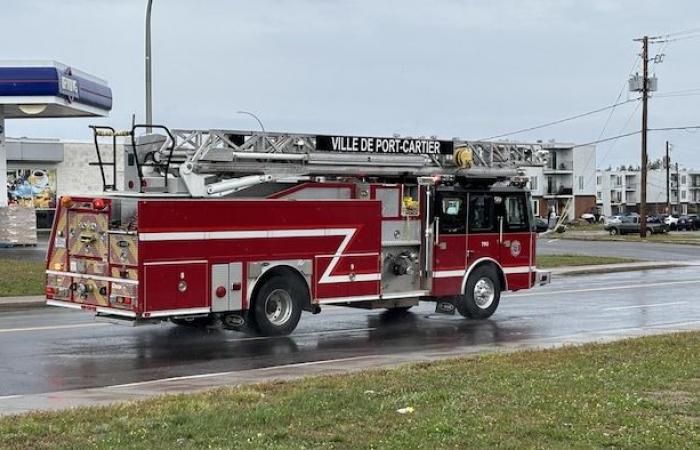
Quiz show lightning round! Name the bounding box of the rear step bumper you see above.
[47,299,137,318]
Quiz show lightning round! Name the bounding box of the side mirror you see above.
[535,220,548,233]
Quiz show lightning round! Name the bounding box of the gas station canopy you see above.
[0,60,112,118]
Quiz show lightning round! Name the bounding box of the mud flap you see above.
[435,299,456,315]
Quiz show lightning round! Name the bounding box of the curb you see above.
[0,296,45,309]
[552,264,688,276]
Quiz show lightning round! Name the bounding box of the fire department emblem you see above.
[510,240,522,257]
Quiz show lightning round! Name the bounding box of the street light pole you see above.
[638,35,649,238]
[145,0,154,132]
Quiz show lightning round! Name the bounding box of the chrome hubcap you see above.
[473,278,495,309]
[265,289,293,325]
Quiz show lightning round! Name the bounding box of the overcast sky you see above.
[3,0,700,169]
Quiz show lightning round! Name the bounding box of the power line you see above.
[478,99,638,140]
[572,130,641,148]
[649,125,700,131]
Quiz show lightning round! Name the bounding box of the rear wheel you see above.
[457,265,501,320]
[609,228,618,236]
[251,275,304,336]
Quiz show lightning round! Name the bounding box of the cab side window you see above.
[504,195,528,232]
[438,195,467,234]
[468,194,495,233]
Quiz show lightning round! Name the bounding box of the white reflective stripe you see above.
[503,266,535,274]
[433,269,466,278]
[139,228,366,285]
[138,228,353,242]
[146,307,211,318]
[46,270,139,285]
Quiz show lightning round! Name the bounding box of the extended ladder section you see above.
[92,126,549,197]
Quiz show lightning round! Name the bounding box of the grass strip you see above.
[0,258,44,297]
[1,332,699,449]
[536,254,637,268]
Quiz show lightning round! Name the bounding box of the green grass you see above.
[536,254,638,268]
[2,333,700,449]
[0,258,44,297]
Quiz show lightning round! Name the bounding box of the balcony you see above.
[543,162,573,174]
[543,186,574,198]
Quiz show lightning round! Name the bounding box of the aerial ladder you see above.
[90,125,549,198]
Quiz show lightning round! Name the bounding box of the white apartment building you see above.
[521,142,597,221]
[596,167,700,216]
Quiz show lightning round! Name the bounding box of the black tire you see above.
[171,315,216,328]
[457,265,501,320]
[609,228,618,236]
[251,275,304,336]
[645,227,653,237]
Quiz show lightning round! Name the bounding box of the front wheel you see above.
[609,228,618,236]
[457,265,501,320]
[250,275,304,336]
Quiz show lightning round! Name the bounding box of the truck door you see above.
[497,192,534,290]
[466,193,499,267]
[432,191,468,296]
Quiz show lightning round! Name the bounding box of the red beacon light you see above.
[92,198,106,210]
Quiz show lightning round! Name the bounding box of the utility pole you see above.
[666,141,671,213]
[676,162,681,213]
[145,0,154,132]
[639,35,649,238]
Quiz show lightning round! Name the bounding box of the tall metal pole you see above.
[145,0,154,132]
[666,141,670,213]
[639,36,649,238]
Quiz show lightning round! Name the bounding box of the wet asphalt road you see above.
[1,266,699,397]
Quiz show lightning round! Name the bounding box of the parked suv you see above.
[664,214,680,230]
[678,215,698,231]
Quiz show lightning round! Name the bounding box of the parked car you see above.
[534,217,549,233]
[603,215,624,225]
[604,215,668,236]
[664,214,680,230]
[677,215,698,231]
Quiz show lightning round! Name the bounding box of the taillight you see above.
[45,286,56,299]
[92,198,106,210]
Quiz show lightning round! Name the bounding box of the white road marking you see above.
[0,323,109,334]
[604,301,689,311]
[0,395,22,401]
[507,279,700,298]
[547,239,559,243]
[105,355,371,389]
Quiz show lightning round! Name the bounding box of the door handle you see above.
[466,250,474,256]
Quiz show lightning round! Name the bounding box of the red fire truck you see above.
[45,126,550,336]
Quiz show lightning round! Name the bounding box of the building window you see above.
[532,199,540,217]
[681,175,687,185]
[596,191,602,200]
[578,176,584,190]
[529,176,538,191]
[616,176,622,187]
[682,190,687,200]
[596,175,602,186]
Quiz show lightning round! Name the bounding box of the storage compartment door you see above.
[144,262,208,312]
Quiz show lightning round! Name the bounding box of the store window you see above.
[6,168,57,229]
